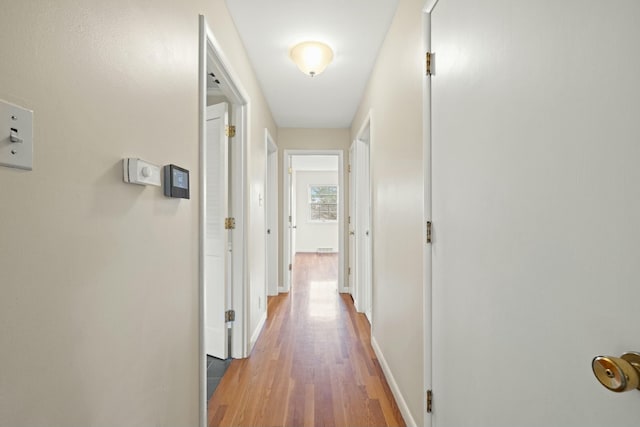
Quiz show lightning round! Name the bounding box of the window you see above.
[308,185,338,222]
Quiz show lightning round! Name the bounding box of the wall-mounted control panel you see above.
[164,164,190,199]
[0,99,33,170]
[123,158,161,186]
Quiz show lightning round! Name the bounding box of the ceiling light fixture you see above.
[289,41,334,77]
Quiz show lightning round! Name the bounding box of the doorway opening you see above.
[199,15,250,426]
[283,150,346,295]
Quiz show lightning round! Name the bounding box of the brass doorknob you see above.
[592,352,640,392]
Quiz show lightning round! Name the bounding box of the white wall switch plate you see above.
[0,100,33,170]
[123,158,161,186]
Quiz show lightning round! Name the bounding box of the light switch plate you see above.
[0,100,33,170]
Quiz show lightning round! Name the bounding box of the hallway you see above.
[208,253,405,427]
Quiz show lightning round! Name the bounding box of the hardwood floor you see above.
[208,253,406,427]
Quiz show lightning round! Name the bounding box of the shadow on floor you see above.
[207,355,231,401]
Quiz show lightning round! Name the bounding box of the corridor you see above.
[207,253,405,427]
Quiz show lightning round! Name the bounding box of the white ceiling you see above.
[225,0,399,129]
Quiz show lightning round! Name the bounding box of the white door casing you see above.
[430,1,640,426]
[204,102,229,359]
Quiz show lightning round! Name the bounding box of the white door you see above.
[284,155,293,291]
[266,143,278,296]
[349,142,357,296]
[431,1,640,426]
[351,134,372,319]
[205,102,229,359]
[290,167,297,260]
[358,139,373,323]
[355,136,372,321]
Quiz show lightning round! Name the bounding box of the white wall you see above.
[277,129,350,289]
[350,0,425,425]
[294,171,339,253]
[0,1,276,425]
[292,155,339,171]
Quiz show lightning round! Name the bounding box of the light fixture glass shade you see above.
[289,41,334,77]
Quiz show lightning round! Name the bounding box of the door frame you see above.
[422,1,436,426]
[199,15,250,426]
[265,129,278,296]
[282,149,346,293]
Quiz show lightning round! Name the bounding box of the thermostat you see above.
[123,158,161,186]
[164,164,190,199]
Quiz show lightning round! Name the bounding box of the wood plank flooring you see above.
[208,253,406,427]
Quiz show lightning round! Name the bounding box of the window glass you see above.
[308,185,338,221]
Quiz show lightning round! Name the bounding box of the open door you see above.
[358,137,372,322]
[348,142,357,296]
[430,0,640,425]
[284,154,293,292]
[290,165,297,270]
[266,131,278,296]
[204,102,230,359]
[353,119,372,321]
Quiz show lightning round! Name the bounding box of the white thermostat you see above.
[123,158,161,187]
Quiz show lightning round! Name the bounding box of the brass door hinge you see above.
[426,52,435,76]
[348,164,351,173]
[427,390,433,413]
[225,125,236,137]
[225,309,236,322]
[348,267,351,275]
[288,167,292,175]
[288,263,292,271]
[225,217,236,229]
[426,221,432,244]
[348,216,351,224]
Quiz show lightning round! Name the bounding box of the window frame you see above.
[307,184,338,223]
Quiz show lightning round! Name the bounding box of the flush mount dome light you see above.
[289,41,334,77]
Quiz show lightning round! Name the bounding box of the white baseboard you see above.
[248,311,267,354]
[371,336,417,427]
